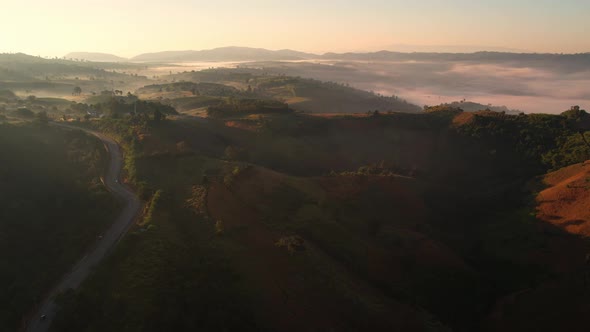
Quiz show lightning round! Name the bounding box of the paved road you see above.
[25,123,141,332]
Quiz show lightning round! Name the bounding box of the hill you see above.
[169,69,421,113]
[5,55,590,330]
[0,123,120,331]
[64,52,128,62]
[57,48,590,66]
[47,106,590,331]
[0,53,151,99]
[536,161,590,237]
[431,101,522,114]
[132,46,316,62]
[482,160,590,332]
[321,50,590,63]
[320,51,590,73]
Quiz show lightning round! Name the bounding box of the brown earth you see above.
[207,183,431,331]
[536,161,590,237]
[482,162,590,331]
[452,112,477,126]
[452,110,509,126]
[206,166,468,331]
[316,174,467,270]
[224,120,258,131]
[484,276,590,332]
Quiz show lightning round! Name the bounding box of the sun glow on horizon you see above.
[0,0,589,57]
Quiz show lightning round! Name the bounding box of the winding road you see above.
[25,123,141,332]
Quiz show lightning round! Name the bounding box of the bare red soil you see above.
[224,120,258,131]
[206,166,470,330]
[452,110,510,127]
[207,179,431,331]
[483,162,590,331]
[317,174,467,270]
[537,161,590,237]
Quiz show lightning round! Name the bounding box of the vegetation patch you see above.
[275,235,306,254]
[0,123,121,331]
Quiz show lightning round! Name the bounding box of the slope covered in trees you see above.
[48,105,590,332]
[168,69,421,114]
[0,123,120,331]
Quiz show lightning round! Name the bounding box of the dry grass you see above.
[536,161,590,237]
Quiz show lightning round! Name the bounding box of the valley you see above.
[1,48,590,332]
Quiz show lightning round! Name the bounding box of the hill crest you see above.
[132,46,317,62]
[64,52,128,62]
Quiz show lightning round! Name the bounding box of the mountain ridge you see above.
[61,46,590,64]
[131,46,317,62]
[64,52,129,62]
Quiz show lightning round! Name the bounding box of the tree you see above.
[72,86,82,96]
[224,146,239,160]
[563,106,590,150]
[153,109,164,122]
[14,108,34,118]
[36,111,49,126]
[215,220,224,235]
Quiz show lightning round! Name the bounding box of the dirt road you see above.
[25,123,141,332]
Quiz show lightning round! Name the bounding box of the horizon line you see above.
[6,45,586,61]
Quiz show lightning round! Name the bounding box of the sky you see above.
[1,0,589,57]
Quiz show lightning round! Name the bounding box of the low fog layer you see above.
[238,58,590,113]
[4,49,589,114]
[64,48,589,114]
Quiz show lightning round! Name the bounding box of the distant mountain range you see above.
[131,46,316,62]
[319,51,590,62]
[64,52,129,62]
[64,46,590,63]
[382,44,527,53]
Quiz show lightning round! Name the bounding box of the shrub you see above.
[275,235,306,254]
[223,164,250,188]
[215,220,224,235]
[142,190,163,226]
[13,108,34,118]
[185,185,208,216]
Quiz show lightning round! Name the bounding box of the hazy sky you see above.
[1,0,589,57]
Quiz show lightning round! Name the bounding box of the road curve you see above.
[25,123,141,332]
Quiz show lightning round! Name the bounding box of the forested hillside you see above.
[0,123,120,331]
